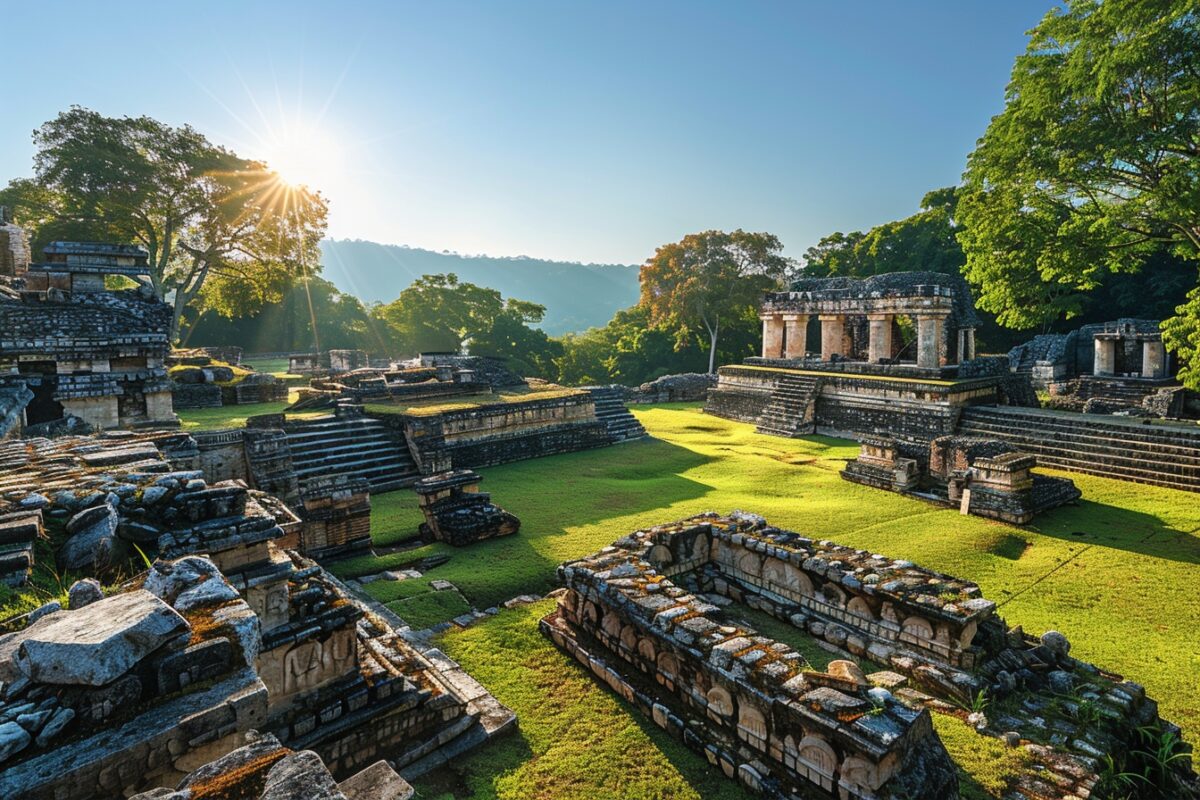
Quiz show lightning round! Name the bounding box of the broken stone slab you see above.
[0,720,31,763]
[261,749,345,800]
[338,760,414,800]
[12,589,189,686]
[67,578,103,609]
[57,503,118,571]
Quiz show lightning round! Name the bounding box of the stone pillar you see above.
[966,329,976,360]
[819,315,846,361]
[761,315,784,359]
[1142,339,1166,379]
[782,314,809,359]
[916,316,943,369]
[1094,337,1116,376]
[867,314,893,363]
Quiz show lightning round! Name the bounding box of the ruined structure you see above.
[131,732,414,800]
[0,236,178,432]
[707,272,1031,441]
[288,349,370,376]
[842,435,1081,524]
[0,431,514,797]
[759,272,980,368]
[546,513,1193,800]
[414,469,520,546]
[1009,319,1195,419]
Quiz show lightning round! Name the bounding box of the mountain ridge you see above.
[319,239,641,335]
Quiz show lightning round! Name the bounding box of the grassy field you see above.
[329,403,1198,800]
[175,400,1200,798]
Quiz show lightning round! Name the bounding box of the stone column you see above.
[966,329,976,360]
[1142,339,1166,379]
[782,314,809,360]
[916,316,943,369]
[1093,337,1116,376]
[867,314,893,363]
[819,315,846,361]
[761,315,784,359]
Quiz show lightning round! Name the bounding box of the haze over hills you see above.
[319,239,641,335]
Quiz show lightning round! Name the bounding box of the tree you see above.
[0,107,328,341]
[803,189,963,279]
[640,230,790,373]
[956,1,1200,380]
[375,273,553,371]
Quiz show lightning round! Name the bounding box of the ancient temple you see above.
[0,234,177,432]
[758,271,980,368]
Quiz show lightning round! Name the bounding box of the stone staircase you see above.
[755,374,823,437]
[957,406,1200,492]
[585,387,647,442]
[284,410,419,493]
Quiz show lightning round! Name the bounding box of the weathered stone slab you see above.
[13,589,189,686]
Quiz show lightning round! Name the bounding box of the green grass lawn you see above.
[343,403,1200,800]
[176,396,326,430]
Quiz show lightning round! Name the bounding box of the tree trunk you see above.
[705,315,720,374]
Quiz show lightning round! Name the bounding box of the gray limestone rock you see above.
[12,590,189,686]
[67,578,104,609]
[65,503,112,535]
[1040,630,1071,659]
[338,760,414,800]
[58,504,118,571]
[27,601,61,623]
[261,750,346,800]
[0,720,31,763]
[34,707,73,747]
[144,556,223,604]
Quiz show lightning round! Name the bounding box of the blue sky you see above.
[3,1,1054,265]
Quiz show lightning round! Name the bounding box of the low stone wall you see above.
[706,365,1004,441]
[172,381,223,409]
[387,393,612,471]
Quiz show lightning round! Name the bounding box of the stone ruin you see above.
[413,469,520,546]
[0,237,178,434]
[0,431,514,798]
[842,435,1081,524]
[169,350,288,411]
[131,731,414,800]
[1009,318,1196,419]
[288,349,371,376]
[545,513,1195,800]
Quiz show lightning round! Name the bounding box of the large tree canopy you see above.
[0,107,328,341]
[803,188,963,279]
[640,229,790,373]
[957,1,1200,380]
[375,273,558,375]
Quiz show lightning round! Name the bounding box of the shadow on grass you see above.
[410,729,537,800]
[1030,499,1200,565]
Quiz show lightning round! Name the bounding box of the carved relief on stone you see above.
[847,596,874,620]
[281,628,356,696]
[797,735,838,777]
[901,615,933,641]
[706,685,734,718]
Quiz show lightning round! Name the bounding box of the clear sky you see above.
[3,1,1055,265]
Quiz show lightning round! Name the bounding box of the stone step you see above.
[959,410,1200,460]
[956,422,1200,473]
[961,407,1200,447]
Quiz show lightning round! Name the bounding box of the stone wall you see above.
[389,393,612,472]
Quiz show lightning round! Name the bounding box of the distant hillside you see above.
[319,239,641,335]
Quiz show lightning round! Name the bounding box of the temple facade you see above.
[0,234,177,432]
[758,272,980,369]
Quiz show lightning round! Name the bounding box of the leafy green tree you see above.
[640,230,790,373]
[185,275,381,353]
[956,1,1200,380]
[375,274,556,373]
[803,188,963,279]
[0,106,327,341]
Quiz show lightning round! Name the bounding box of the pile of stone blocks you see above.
[0,560,267,800]
[0,238,178,431]
[0,511,43,587]
[131,732,414,800]
[298,474,372,558]
[413,469,519,546]
[546,512,1194,800]
[842,434,1081,524]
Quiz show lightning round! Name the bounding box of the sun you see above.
[259,122,343,191]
